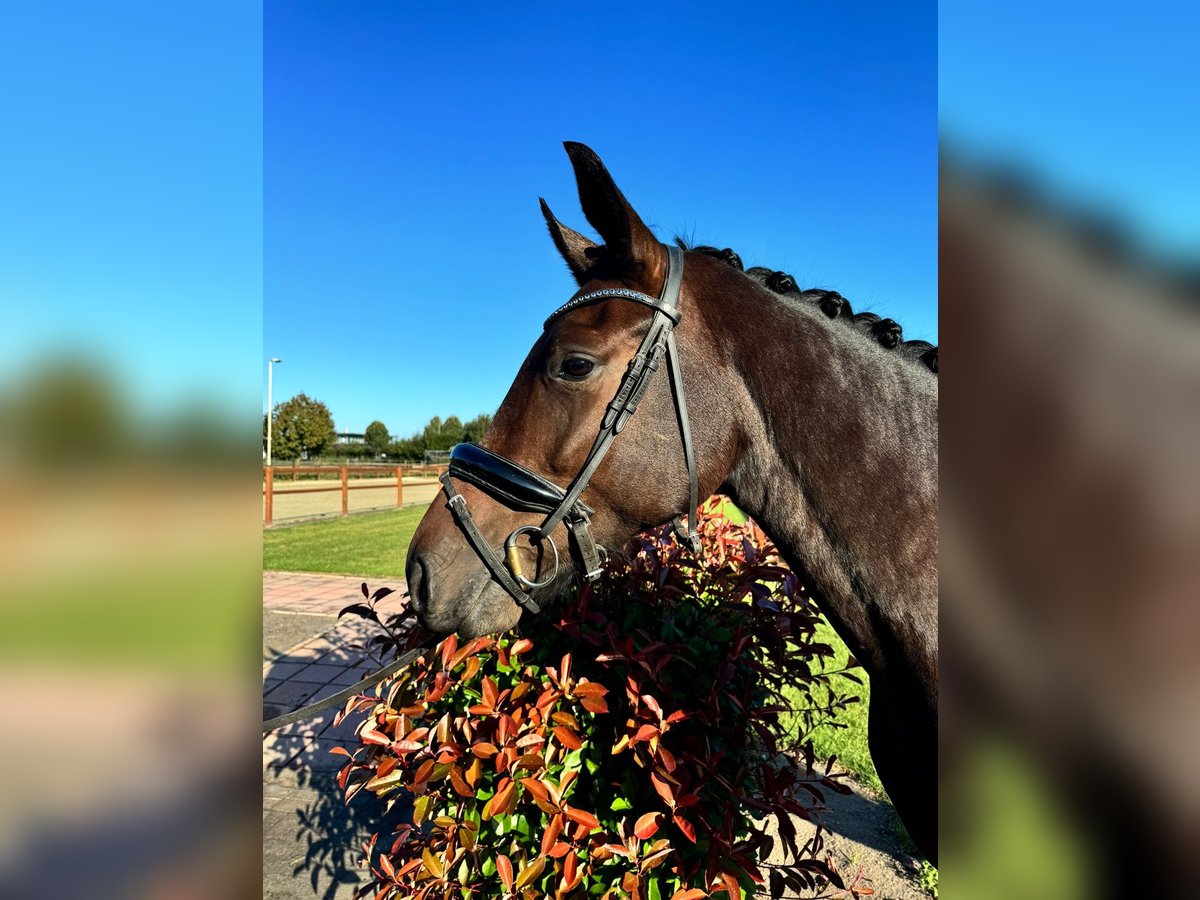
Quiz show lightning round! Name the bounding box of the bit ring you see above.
[503,525,560,589]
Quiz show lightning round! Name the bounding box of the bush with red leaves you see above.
[336,498,867,899]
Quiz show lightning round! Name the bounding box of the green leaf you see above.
[646,875,662,900]
[610,797,633,812]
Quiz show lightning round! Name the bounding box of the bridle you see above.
[438,244,700,615]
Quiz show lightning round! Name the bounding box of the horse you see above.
[405,142,938,863]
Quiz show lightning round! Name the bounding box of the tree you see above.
[365,420,390,456]
[270,393,335,460]
[462,413,493,443]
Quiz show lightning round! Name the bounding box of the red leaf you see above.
[658,746,677,772]
[634,811,662,839]
[439,634,458,669]
[673,813,697,843]
[651,772,675,807]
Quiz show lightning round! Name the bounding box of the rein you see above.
[439,244,701,614]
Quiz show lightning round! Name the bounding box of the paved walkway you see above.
[262,571,409,899]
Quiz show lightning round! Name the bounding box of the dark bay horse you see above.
[406,143,938,862]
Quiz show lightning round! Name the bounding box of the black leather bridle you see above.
[438,244,700,615]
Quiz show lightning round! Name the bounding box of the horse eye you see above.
[559,357,595,380]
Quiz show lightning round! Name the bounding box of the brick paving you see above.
[262,570,410,899]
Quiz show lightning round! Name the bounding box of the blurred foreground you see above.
[0,371,261,897]
[940,162,1199,896]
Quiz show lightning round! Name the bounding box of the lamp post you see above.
[267,358,282,464]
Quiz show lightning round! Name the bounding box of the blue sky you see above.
[940,2,1199,259]
[2,3,262,419]
[265,2,938,436]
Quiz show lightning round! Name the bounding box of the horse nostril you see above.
[406,551,432,616]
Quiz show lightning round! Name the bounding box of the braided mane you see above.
[677,240,938,375]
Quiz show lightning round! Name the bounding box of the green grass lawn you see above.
[263,505,426,578]
[791,619,879,792]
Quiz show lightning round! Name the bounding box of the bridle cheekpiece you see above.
[438,244,700,614]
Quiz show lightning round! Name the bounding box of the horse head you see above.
[405,143,735,638]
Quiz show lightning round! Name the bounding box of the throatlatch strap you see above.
[667,329,701,554]
[440,473,542,614]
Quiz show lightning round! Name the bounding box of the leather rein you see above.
[438,244,700,615]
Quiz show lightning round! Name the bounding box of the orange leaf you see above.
[562,850,579,889]
[472,742,499,758]
[520,777,550,803]
[571,682,607,697]
[718,871,740,899]
[412,758,434,785]
[360,728,390,746]
[671,890,708,900]
[482,676,498,708]
[466,756,483,786]
[449,766,472,798]
[563,805,599,831]
[634,724,659,743]
[540,814,563,856]
[651,772,675,807]
[496,854,513,891]
[492,779,518,817]
[553,725,584,750]
[581,696,610,714]
[634,811,662,840]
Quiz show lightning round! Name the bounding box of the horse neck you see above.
[708,283,938,688]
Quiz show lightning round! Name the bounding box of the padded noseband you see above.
[438,244,700,614]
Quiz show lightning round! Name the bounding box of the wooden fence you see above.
[263,463,447,526]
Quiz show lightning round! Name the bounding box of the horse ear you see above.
[540,198,597,286]
[562,141,663,283]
